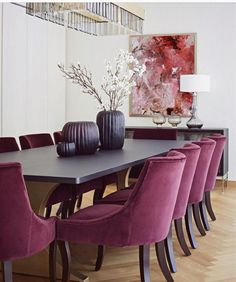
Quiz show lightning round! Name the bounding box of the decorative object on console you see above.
[96,110,125,149]
[129,33,195,117]
[62,121,99,155]
[56,142,76,157]
[180,74,210,128]
[152,112,166,126]
[168,114,181,127]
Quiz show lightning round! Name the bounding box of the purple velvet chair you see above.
[53,152,186,282]
[19,133,54,149]
[185,138,216,249]
[199,135,226,230]
[164,144,201,272]
[96,143,201,273]
[0,137,20,153]
[53,131,63,144]
[0,162,56,282]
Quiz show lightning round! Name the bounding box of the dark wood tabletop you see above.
[0,139,187,184]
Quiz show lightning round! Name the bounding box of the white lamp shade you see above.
[180,74,210,92]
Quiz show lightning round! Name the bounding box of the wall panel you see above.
[1,3,66,138]
[2,4,28,137]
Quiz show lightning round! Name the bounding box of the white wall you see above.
[0,3,235,179]
[1,3,66,137]
[66,3,236,180]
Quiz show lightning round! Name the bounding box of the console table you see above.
[125,126,229,180]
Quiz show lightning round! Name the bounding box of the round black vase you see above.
[62,121,99,155]
[57,142,76,157]
[96,110,125,150]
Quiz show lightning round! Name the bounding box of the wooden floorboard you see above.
[1,181,236,282]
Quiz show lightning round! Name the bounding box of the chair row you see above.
[0,134,226,282]
[0,131,63,153]
[54,134,226,281]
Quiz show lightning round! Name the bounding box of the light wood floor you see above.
[1,181,236,282]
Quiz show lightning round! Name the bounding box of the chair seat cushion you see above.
[97,188,132,205]
[68,204,122,221]
[56,204,126,245]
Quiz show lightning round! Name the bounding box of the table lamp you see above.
[180,74,210,128]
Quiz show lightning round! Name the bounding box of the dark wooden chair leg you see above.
[56,202,63,217]
[155,241,174,282]
[95,245,105,271]
[58,241,71,282]
[76,194,83,209]
[174,218,191,256]
[58,241,88,282]
[1,261,13,282]
[185,204,198,249]
[93,186,106,204]
[68,197,77,215]
[205,191,216,221]
[192,203,206,236]
[49,240,57,282]
[45,206,52,218]
[139,245,151,282]
[199,199,210,231]
[164,222,177,273]
[61,201,70,219]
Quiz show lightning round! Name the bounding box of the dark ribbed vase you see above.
[96,110,125,150]
[56,142,76,157]
[62,121,99,155]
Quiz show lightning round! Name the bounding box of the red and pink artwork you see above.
[129,33,195,117]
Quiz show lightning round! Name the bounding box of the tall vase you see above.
[96,110,125,150]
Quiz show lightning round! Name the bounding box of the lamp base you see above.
[186,116,203,129]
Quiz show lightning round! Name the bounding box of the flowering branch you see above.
[58,50,146,111]
[58,63,106,110]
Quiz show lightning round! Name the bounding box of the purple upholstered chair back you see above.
[0,163,56,261]
[53,131,63,144]
[19,133,54,150]
[203,135,226,192]
[0,137,20,153]
[124,151,186,244]
[57,152,186,246]
[170,143,201,220]
[188,138,216,204]
[133,128,177,140]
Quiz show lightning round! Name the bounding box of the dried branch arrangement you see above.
[58,50,145,111]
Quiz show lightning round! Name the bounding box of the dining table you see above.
[0,138,188,281]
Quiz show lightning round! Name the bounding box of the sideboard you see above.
[125,126,229,180]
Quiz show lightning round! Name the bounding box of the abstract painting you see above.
[129,33,196,117]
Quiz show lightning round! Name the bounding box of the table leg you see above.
[116,167,131,190]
